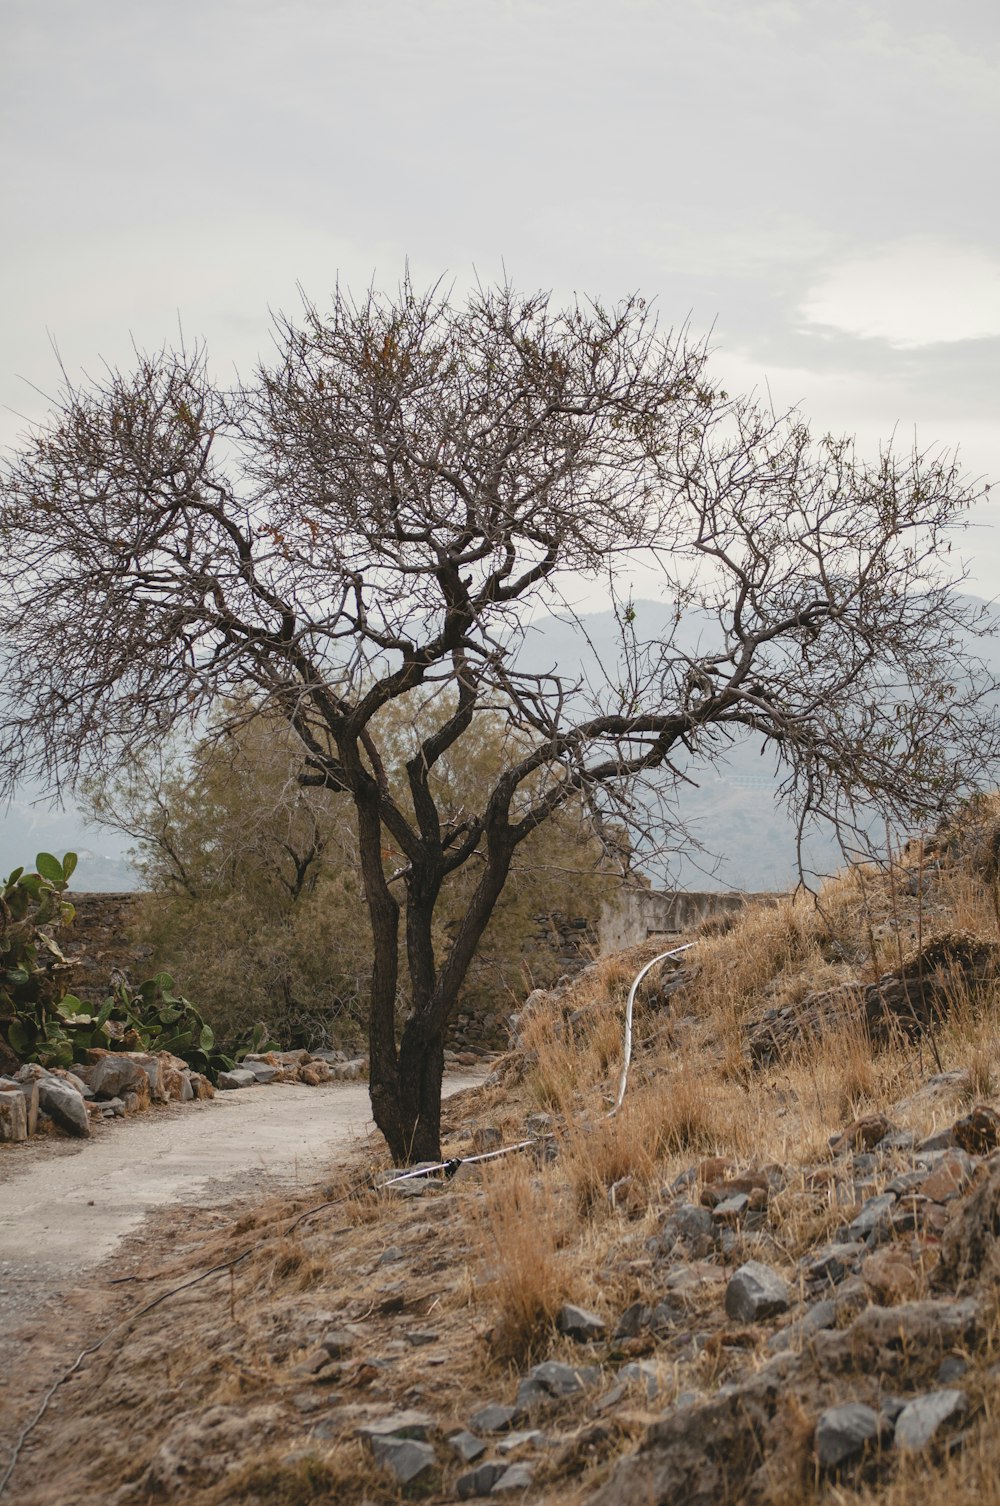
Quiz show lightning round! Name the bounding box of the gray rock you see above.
[457,1461,507,1498]
[711,1193,750,1222]
[526,1360,601,1397]
[803,1242,864,1286]
[320,1328,354,1358]
[619,1361,660,1400]
[356,1409,434,1441]
[243,1061,281,1083]
[492,1461,535,1492]
[75,1054,149,1100]
[448,1430,487,1463]
[848,1192,897,1241]
[815,1402,882,1469]
[36,1076,90,1137]
[724,1261,789,1323]
[893,1389,968,1450]
[935,1355,968,1385]
[768,1298,838,1353]
[0,1088,28,1141]
[497,1430,544,1455]
[556,1304,606,1341]
[217,1067,257,1090]
[377,1245,404,1266]
[659,1203,718,1259]
[470,1404,519,1433]
[370,1434,436,1483]
[614,1302,650,1339]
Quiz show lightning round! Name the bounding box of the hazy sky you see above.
[2,0,999,876]
[4,0,999,581]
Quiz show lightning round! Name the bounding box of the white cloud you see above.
[799,239,1000,347]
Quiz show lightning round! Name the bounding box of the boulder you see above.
[0,1088,28,1141]
[893,1389,968,1451]
[0,1075,38,1135]
[815,1402,882,1470]
[556,1304,606,1342]
[217,1068,257,1090]
[37,1076,90,1137]
[369,1435,436,1484]
[724,1262,789,1323]
[75,1054,151,1101]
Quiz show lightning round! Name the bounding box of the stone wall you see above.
[598,887,786,954]
[60,891,150,1002]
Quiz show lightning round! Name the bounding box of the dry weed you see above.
[474,1161,573,1367]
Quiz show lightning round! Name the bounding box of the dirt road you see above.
[0,1074,481,1325]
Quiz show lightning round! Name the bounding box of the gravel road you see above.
[0,1074,481,1325]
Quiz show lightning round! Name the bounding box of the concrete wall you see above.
[598,888,785,953]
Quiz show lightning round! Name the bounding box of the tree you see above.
[0,277,996,1162]
[85,704,620,1049]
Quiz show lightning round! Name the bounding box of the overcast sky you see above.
[3,0,1000,871]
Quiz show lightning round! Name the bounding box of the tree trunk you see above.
[396,1012,446,1163]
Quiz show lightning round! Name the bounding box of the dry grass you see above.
[474,1160,574,1366]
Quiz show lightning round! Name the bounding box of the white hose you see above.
[610,941,696,1115]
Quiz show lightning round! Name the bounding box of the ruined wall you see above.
[60,891,150,1002]
[598,888,786,954]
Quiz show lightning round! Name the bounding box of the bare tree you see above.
[1,277,996,1162]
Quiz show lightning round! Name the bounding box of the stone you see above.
[75,1054,150,1100]
[556,1304,606,1341]
[614,1301,651,1339]
[492,1461,535,1492]
[767,1299,838,1353]
[951,1108,1000,1150]
[0,1075,39,1135]
[217,1067,257,1090]
[320,1328,355,1358]
[448,1430,487,1463]
[357,1409,435,1441]
[861,1249,920,1304]
[847,1192,896,1240]
[711,1193,749,1222]
[659,1203,718,1259]
[243,1060,281,1083]
[803,1242,864,1286]
[724,1262,789,1323]
[457,1461,507,1498]
[36,1076,90,1137]
[301,1062,333,1084]
[470,1404,519,1433]
[918,1151,976,1203]
[829,1113,895,1154]
[0,1088,28,1141]
[815,1402,882,1469]
[618,1361,660,1400]
[893,1389,968,1450]
[496,1430,544,1455]
[472,1125,503,1153]
[524,1360,600,1397]
[369,1434,436,1483]
[331,1058,365,1080]
[188,1072,214,1098]
[120,1051,167,1101]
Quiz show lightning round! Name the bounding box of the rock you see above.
[614,1302,651,1339]
[893,1389,968,1450]
[556,1304,606,1341]
[357,1410,435,1441]
[829,1114,895,1154]
[320,1328,355,1358]
[472,1125,503,1153]
[492,1461,535,1492]
[301,1061,333,1084]
[803,1242,863,1286]
[724,1261,789,1323]
[75,1054,151,1100]
[188,1072,214,1098]
[659,1203,718,1259]
[815,1402,883,1470]
[952,1105,1000,1154]
[448,1430,487,1463]
[457,1461,507,1498]
[523,1360,600,1398]
[618,1361,660,1400]
[331,1058,365,1080]
[861,1249,920,1304]
[369,1434,436,1484]
[711,1193,749,1222]
[217,1068,257,1090]
[243,1061,281,1083]
[470,1404,519,1433]
[497,1430,544,1455]
[0,1075,37,1135]
[36,1076,90,1137]
[847,1192,896,1241]
[120,1051,167,1101]
[918,1151,976,1203]
[767,1298,838,1353]
[0,1088,28,1141]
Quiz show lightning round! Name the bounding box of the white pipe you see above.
[610,942,696,1115]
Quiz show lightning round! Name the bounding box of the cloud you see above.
[799,239,1000,347]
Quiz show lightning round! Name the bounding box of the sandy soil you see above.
[0,1074,482,1327]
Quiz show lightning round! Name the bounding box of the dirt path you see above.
[0,1074,481,1327]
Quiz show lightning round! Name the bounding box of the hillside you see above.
[7,801,1000,1503]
